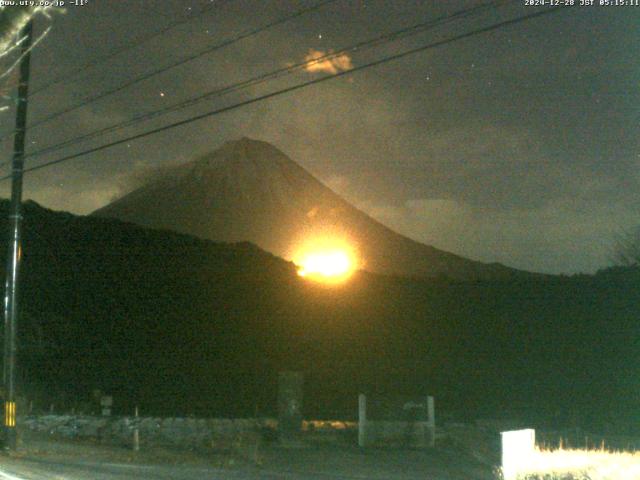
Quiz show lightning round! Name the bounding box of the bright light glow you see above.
[502,429,536,479]
[503,446,640,480]
[298,250,352,278]
[292,236,358,284]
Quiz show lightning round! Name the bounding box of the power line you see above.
[0,0,338,143]
[0,6,566,183]
[23,0,510,162]
[28,0,232,97]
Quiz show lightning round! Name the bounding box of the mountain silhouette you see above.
[3,199,637,425]
[94,137,538,280]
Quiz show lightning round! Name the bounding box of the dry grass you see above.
[504,446,640,480]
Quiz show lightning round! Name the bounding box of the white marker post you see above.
[358,394,367,448]
[133,406,140,452]
[426,396,435,447]
[501,428,536,480]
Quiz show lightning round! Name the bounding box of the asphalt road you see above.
[0,445,494,480]
[0,458,299,480]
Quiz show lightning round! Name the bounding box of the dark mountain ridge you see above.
[1,200,638,433]
[94,138,544,281]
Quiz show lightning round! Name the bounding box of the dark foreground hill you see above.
[3,200,639,433]
[94,138,540,281]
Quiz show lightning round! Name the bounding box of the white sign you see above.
[501,428,535,480]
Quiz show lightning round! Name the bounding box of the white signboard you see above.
[501,428,535,480]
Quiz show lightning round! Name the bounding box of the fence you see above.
[357,393,435,448]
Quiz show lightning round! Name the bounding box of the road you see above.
[0,444,494,480]
[0,458,311,480]
[0,430,496,480]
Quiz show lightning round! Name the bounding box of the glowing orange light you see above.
[298,250,352,278]
[292,236,358,284]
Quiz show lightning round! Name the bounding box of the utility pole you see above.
[3,19,33,451]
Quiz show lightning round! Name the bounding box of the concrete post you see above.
[358,393,366,447]
[427,396,435,447]
[277,371,303,444]
[133,406,140,452]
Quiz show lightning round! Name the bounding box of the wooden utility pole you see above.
[3,19,33,451]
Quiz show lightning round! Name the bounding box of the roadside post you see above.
[277,371,304,445]
[358,393,367,447]
[133,406,140,452]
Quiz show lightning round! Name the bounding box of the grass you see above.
[502,445,640,480]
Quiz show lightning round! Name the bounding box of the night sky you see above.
[0,0,637,275]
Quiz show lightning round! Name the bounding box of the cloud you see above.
[303,49,353,75]
[123,161,184,191]
[25,183,123,215]
[12,160,164,216]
